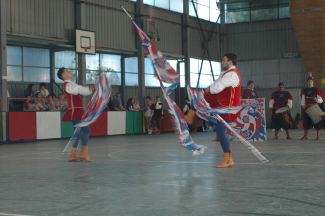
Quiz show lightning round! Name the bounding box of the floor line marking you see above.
[0,213,34,216]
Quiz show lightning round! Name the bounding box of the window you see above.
[190,58,221,88]
[125,57,138,86]
[145,58,183,87]
[189,0,221,23]
[226,0,290,23]
[145,58,160,87]
[55,51,78,83]
[85,54,121,85]
[7,46,50,83]
[168,59,185,87]
[144,0,182,12]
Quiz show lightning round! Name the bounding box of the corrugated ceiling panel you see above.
[84,1,136,52]
[226,19,299,61]
[238,58,305,90]
[152,20,183,56]
[9,0,74,39]
[279,58,306,88]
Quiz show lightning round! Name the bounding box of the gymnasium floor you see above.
[0,129,325,216]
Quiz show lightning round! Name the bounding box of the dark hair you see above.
[146,96,151,100]
[26,84,34,91]
[126,98,133,111]
[35,92,42,98]
[57,67,65,80]
[156,96,160,99]
[25,84,35,97]
[39,83,46,88]
[224,53,237,66]
[185,97,189,100]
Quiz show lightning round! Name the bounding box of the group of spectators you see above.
[106,93,144,112]
[22,83,67,111]
[106,94,164,135]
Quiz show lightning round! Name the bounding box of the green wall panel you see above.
[126,111,134,134]
[133,111,143,134]
[60,112,74,138]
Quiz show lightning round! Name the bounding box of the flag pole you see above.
[121,5,133,20]
[213,114,268,163]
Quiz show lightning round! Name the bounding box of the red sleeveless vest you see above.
[205,68,242,122]
[61,82,84,122]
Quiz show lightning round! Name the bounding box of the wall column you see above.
[135,0,146,104]
[76,1,87,108]
[0,0,8,111]
[182,0,190,89]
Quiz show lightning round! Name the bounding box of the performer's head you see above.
[247,80,254,89]
[278,82,284,91]
[307,77,314,87]
[146,96,151,102]
[156,96,161,102]
[57,67,73,81]
[222,53,237,70]
[185,97,189,102]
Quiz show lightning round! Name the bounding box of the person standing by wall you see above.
[145,96,154,134]
[242,80,258,99]
[114,93,127,111]
[300,77,324,140]
[150,96,163,135]
[269,82,293,140]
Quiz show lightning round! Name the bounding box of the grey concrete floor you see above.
[0,129,325,216]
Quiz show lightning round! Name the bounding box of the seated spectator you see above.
[35,92,50,110]
[133,98,144,111]
[126,98,138,111]
[23,96,45,111]
[56,93,68,111]
[46,95,59,111]
[23,84,35,98]
[105,96,115,111]
[114,93,127,111]
[38,83,49,97]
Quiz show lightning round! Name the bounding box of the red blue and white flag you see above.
[123,8,267,161]
[75,74,111,127]
[131,19,207,155]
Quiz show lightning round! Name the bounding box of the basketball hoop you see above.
[84,46,101,52]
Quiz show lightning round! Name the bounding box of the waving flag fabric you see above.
[131,19,207,155]
[75,74,111,127]
[122,6,267,161]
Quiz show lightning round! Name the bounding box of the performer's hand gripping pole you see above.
[214,114,268,163]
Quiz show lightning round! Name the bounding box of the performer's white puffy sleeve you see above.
[209,71,240,94]
[65,82,92,96]
[317,95,323,103]
[287,99,293,109]
[300,95,305,106]
[269,99,274,109]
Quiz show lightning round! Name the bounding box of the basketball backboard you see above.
[76,29,96,55]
